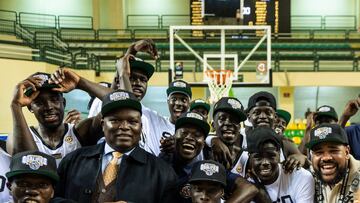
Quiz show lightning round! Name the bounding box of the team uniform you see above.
[249,165,314,203]
[207,128,286,176]
[30,123,81,165]
[0,148,11,202]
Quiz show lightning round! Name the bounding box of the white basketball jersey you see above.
[30,123,81,166]
[0,149,11,202]
[249,166,314,203]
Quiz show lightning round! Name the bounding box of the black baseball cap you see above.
[24,72,60,97]
[247,91,276,112]
[306,123,348,150]
[314,105,338,122]
[213,97,247,122]
[130,59,155,79]
[166,80,192,98]
[101,90,142,116]
[246,127,282,153]
[175,112,210,135]
[6,150,59,183]
[189,160,226,187]
[190,99,210,112]
[276,109,291,125]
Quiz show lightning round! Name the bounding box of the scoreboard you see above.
[243,0,290,33]
[199,0,291,33]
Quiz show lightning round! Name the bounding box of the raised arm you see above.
[50,68,110,145]
[339,98,360,128]
[114,39,159,92]
[8,77,42,154]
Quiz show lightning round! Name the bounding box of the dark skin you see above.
[210,101,307,173]
[7,174,54,203]
[159,94,191,153]
[339,97,360,128]
[274,117,287,135]
[114,39,158,97]
[7,71,106,155]
[174,125,205,164]
[249,143,280,185]
[191,107,209,121]
[190,181,223,203]
[312,142,350,187]
[63,109,82,125]
[168,93,190,124]
[102,108,142,153]
[212,111,242,169]
[298,113,337,156]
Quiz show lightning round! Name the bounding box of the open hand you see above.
[49,68,80,93]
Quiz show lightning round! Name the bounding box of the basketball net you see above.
[205,70,233,104]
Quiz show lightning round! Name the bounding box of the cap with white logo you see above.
[6,150,59,183]
[306,123,348,149]
[175,112,210,135]
[101,90,142,116]
[189,160,226,187]
[167,80,192,98]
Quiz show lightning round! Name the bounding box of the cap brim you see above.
[189,178,226,187]
[24,84,60,97]
[314,112,338,122]
[167,87,192,98]
[214,107,247,122]
[306,137,348,149]
[176,117,210,135]
[190,103,210,112]
[101,100,142,116]
[6,169,59,183]
[130,60,155,79]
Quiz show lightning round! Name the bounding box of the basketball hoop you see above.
[205,70,233,104]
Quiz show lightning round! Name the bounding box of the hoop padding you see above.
[205,70,233,104]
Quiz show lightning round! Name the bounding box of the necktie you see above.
[103,151,122,186]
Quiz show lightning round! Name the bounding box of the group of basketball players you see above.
[1,39,360,203]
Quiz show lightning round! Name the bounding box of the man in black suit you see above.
[55,88,178,202]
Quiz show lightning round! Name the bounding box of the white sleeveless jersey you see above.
[30,123,81,166]
[0,149,11,202]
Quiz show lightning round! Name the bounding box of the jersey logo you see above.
[236,165,242,174]
[64,135,73,144]
[200,163,219,176]
[22,155,48,170]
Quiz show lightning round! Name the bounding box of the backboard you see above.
[168,25,273,88]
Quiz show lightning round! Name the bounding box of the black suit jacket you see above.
[55,143,178,203]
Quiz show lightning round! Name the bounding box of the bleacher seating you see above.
[0,9,358,73]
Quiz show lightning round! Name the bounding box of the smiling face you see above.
[250,142,280,185]
[175,125,205,162]
[129,69,149,101]
[102,108,142,152]
[213,111,241,145]
[29,90,65,129]
[248,102,276,128]
[168,93,190,124]
[274,117,287,135]
[312,142,350,186]
[8,174,54,203]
